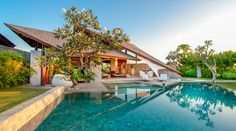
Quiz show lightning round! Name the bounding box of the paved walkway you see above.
[102,77,143,83]
[102,77,179,87]
[66,82,108,93]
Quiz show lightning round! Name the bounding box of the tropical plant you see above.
[38,7,130,88]
[36,48,63,85]
[0,52,34,88]
[166,41,236,80]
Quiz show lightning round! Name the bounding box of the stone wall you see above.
[0,86,65,131]
[0,45,30,63]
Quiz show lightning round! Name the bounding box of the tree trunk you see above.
[71,80,77,89]
[84,57,90,83]
[211,69,217,83]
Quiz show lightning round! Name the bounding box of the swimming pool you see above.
[36,82,236,131]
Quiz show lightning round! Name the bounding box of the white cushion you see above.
[52,74,73,87]
[147,71,154,78]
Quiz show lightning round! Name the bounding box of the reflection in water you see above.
[166,83,236,127]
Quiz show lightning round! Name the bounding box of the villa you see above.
[2,1,236,130]
[5,23,181,86]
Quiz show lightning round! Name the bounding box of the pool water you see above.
[36,82,236,131]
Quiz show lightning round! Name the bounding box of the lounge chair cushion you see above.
[52,74,73,87]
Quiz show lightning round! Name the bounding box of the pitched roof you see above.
[5,23,180,74]
[0,33,16,48]
[122,43,181,74]
[5,23,138,60]
[5,23,65,48]
[98,50,139,60]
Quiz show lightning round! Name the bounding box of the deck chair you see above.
[159,74,168,81]
[139,71,153,81]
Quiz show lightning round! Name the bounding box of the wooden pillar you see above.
[35,43,38,51]
[45,66,50,84]
[41,44,45,86]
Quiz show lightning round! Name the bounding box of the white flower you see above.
[104,27,107,33]
[115,28,121,34]
[81,8,86,12]
[61,8,67,14]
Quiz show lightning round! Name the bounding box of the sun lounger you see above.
[140,71,154,81]
[159,74,168,81]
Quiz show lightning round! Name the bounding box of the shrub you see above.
[0,52,34,88]
[184,69,197,77]
[222,71,236,80]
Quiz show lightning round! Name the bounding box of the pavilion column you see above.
[30,50,41,86]
[41,44,45,86]
[110,58,118,73]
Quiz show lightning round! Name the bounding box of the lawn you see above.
[184,77,212,80]
[184,77,236,90]
[0,88,48,113]
[215,83,236,91]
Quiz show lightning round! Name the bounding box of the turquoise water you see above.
[36,82,236,131]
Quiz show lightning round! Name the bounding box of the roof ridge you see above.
[4,23,55,34]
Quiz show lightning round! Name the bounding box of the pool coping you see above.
[0,86,65,131]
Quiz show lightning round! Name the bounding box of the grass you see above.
[0,88,48,113]
[214,83,236,91]
[184,77,236,90]
[184,77,211,80]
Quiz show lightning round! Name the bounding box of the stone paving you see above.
[66,82,109,93]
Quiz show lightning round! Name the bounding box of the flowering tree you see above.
[195,40,217,83]
[39,7,130,88]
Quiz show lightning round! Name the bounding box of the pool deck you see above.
[102,77,180,87]
[23,77,181,93]
[66,82,109,93]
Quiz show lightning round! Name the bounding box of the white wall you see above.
[30,50,41,86]
[91,67,102,82]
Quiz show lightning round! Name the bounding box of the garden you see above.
[0,52,47,112]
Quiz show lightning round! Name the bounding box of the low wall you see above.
[0,86,65,131]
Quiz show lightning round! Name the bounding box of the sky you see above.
[0,0,236,62]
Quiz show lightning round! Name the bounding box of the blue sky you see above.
[1,0,236,62]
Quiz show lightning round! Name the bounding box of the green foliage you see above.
[167,41,236,80]
[82,70,96,81]
[101,64,110,74]
[55,7,130,70]
[37,7,130,88]
[222,70,236,80]
[0,52,34,88]
[61,66,96,87]
[183,69,197,77]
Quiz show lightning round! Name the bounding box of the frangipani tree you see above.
[38,7,130,88]
[195,40,217,83]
